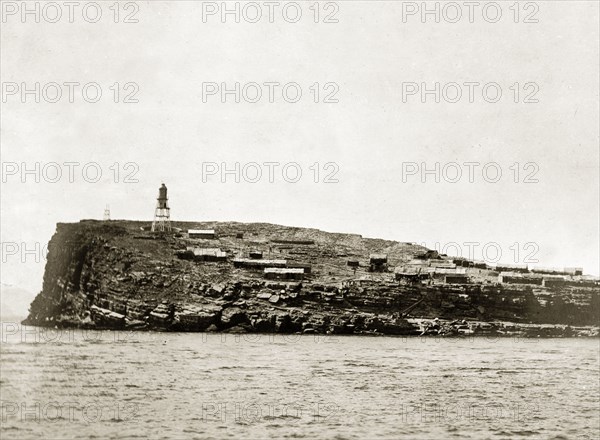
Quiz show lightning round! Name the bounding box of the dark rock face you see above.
[22,220,600,336]
[219,307,249,328]
[173,304,220,331]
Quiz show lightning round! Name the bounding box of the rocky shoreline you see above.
[24,313,599,338]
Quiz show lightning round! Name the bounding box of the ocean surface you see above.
[1,325,599,440]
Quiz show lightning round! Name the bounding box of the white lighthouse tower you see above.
[151,183,171,232]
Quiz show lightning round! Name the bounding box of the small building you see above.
[395,271,429,283]
[236,232,244,239]
[369,254,388,272]
[444,274,469,284]
[370,254,387,263]
[264,268,304,281]
[188,229,216,239]
[233,258,287,270]
[188,247,227,262]
[428,267,466,275]
[249,250,263,259]
[473,260,487,269]
[347,260,360,268]
[543,278,598,288]
[416,250,440,260]
[407,259,430,267]
[453,258,472,268]
[271,239,315,245]
[495,263,528,273]
[498,272,542,285]
[406,259,455,270]
[287,263,312,274]
[531,266,562,275]
[564,267,583,276]
[428,260,457,269]
[428,267,466,282]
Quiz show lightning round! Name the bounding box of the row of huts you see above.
[232,258,311,280]
[498,272,597,288]
[185,228,591,287]
[186,228,312,281]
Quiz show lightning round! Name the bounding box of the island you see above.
[23,220,600,338]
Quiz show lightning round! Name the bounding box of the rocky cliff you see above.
[23,220,600,336]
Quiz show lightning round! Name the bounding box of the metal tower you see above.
[151,183,171,232]
[103,205,110,221]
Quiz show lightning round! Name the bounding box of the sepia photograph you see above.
[1,1,599,439]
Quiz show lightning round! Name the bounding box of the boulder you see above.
[147,304,173,329]
[125,318,147,330]
[209,283,226,296]
[220,306,249,328]
[271,312,302,333]
[252,317,275,332]
[365,316,418,335]
[226,325,248,334]
[173,305,220,331]
[90,305,125,329]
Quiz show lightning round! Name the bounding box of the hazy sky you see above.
[1,0,599,294]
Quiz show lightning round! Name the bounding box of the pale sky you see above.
[1,0,599,296]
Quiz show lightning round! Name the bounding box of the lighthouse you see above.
[151,183,171,232]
